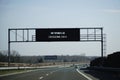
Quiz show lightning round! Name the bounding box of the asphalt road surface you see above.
[0,66,119,80]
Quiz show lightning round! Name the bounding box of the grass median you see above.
[0,68,37,75]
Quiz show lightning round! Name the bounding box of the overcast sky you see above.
[0,0,120,56]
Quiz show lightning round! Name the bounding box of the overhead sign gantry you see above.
[8,27,105,66]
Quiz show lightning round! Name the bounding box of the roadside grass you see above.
[0,68,37,75]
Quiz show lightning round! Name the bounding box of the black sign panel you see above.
[36,28,80,41]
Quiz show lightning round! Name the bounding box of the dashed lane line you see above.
[76,69,93,80]
[38,68,64,80]
[46,74,49,76]
[39,69,61,79]
[39,76,43,80]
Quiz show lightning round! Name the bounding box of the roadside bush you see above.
[90,57,106,67]
[90,51,120,68]
[106,51,120,68]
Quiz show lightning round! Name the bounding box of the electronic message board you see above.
[36,28,80,41]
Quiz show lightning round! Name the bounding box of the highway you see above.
[0,66,119,80]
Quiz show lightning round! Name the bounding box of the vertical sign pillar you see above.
[101,28,104,66]
[101,28,104,58]
[8,29,10,67]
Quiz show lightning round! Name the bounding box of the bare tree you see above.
[0,50,8,62]
[10,50,20,63]
[0,50,20,63]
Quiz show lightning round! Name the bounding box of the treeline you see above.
[0,50,91,63]
[20,56,43,63]
[90,51,120,68]
[0,51,43,63]
[0,50,20,63]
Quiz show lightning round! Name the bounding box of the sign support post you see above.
[101,28,103,58]
[8,29,10,67]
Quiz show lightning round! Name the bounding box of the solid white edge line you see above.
[76,69,93,80]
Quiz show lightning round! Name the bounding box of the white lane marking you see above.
[76,69,93,80]
[51,69,61,73]
[39,76,43,80]
[46,73,49,76]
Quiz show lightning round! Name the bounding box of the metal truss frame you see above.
[8,27,105,66]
